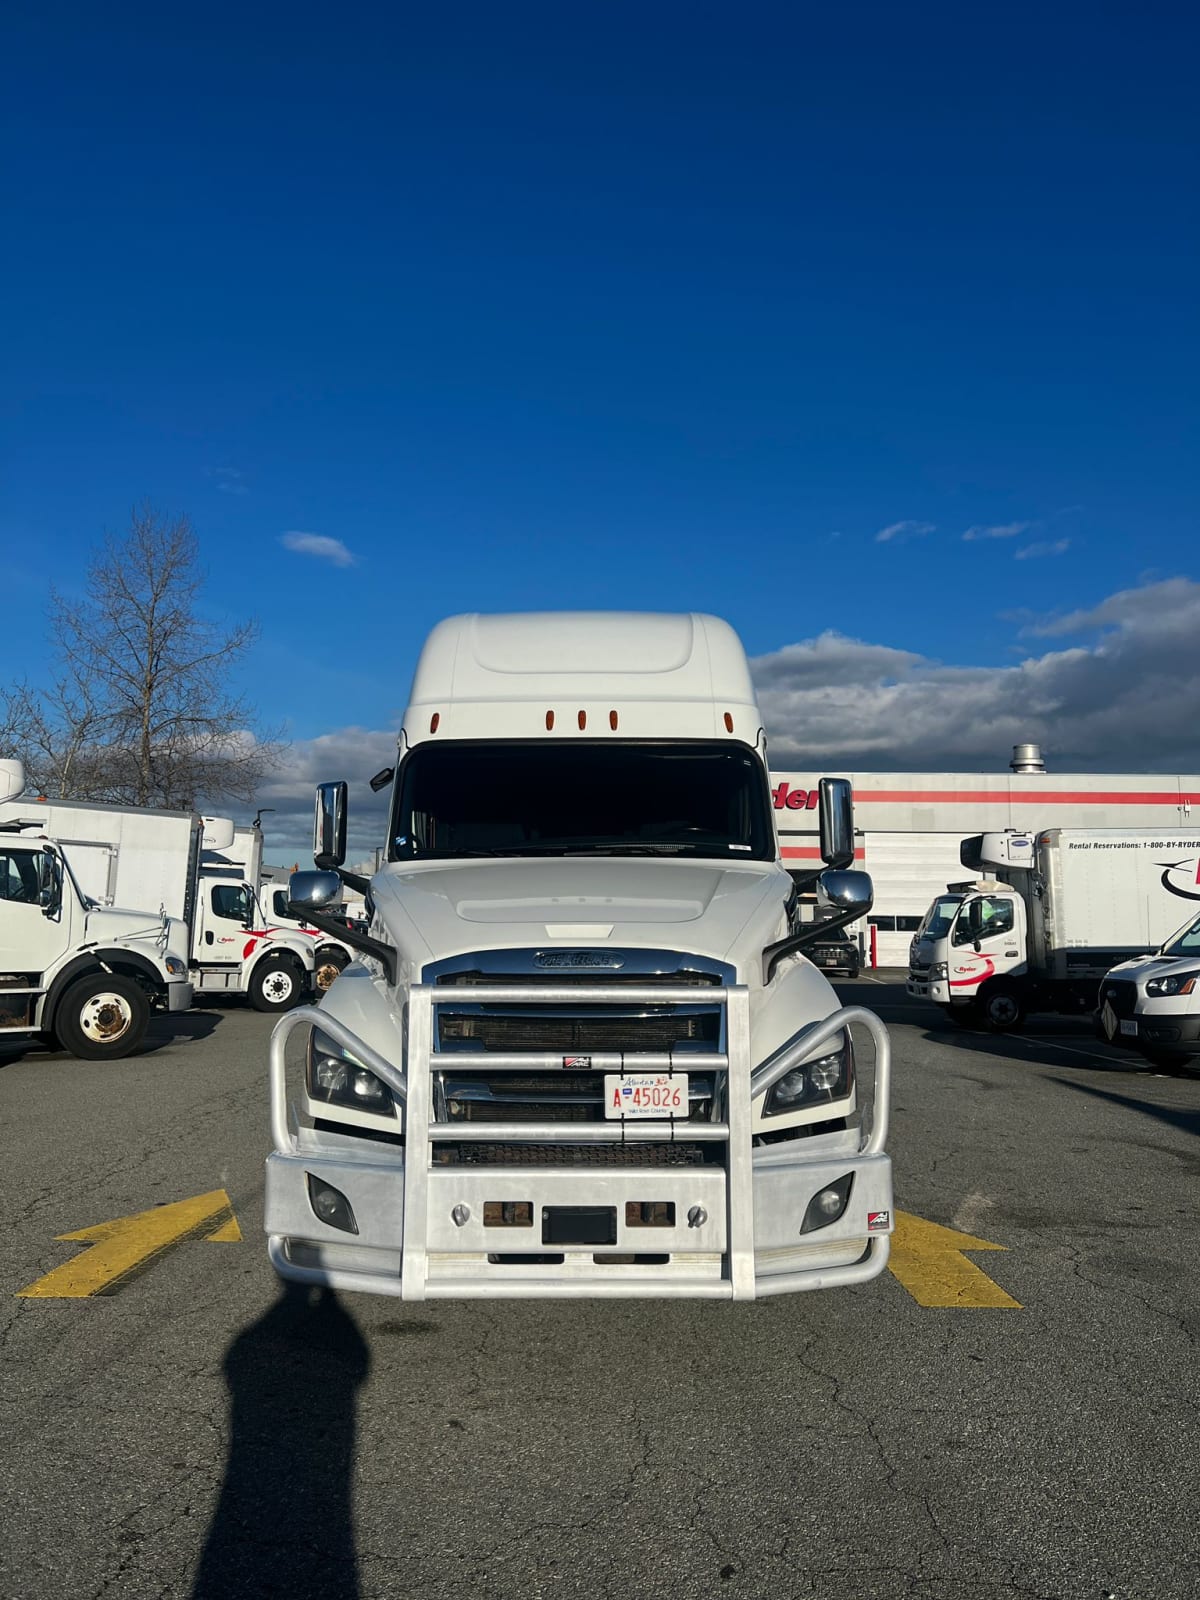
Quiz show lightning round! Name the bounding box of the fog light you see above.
[306,1174,359,1234]
[800,1174,853,1234]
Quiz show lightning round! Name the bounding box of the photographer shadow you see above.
[192,1284,370,1599]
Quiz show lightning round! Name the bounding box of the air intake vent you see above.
[1010,743,1046,774]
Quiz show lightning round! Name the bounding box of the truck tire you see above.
[979,981,1026,1032]
[313,947,350,993]
[943,1002,981,1029]
[54,974,150,1060]
[248,957,306,1013]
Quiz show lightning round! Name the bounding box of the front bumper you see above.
[907,972,954,1005]
[1105,1012,1200,1056]
[167,979,194,1013]
[265,992,894,1301]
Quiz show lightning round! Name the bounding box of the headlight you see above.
[1146,969,1200,998]
[306,1027,395,1116]
[764,1029,854,1117]
[929,962,948,981]
[165,956,187,976]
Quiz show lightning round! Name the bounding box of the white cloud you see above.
[962,521,1029,541]
[751,577,1200,772]
[875,520,935,543]
[280,532,356,567]
[1015,538,1070,561]
[239,577,1200,861]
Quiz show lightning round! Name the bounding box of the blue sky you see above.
[4,2,1198,847]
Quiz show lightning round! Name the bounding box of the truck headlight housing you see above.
[764,1030,853,1117]
[1146,969,1200,998]
[306,1028,395,1116]
[164,956,187,977]
[929,962,948,981]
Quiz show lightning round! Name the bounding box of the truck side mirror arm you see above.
[763,869,873,985]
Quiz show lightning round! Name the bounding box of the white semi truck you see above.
[0,792,318,1012]
[0,760,193,1059]
[265,611,895,1302]
[907,826,1200,1031]
[1098,907,1200,1071]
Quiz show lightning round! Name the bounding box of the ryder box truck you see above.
[265,611,895,1302]
[907,827,1200,1032]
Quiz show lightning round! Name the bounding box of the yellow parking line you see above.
[17,1189,240,1298]
[889,1209,1021,1308]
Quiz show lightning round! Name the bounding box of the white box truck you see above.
[264,611,895,1302]
[0,760,193,1059]
[0,793,318,1012]
[907,827,1200,1031]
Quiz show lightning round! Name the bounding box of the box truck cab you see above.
[265,611,895,1302]
[0,791,317,1013]
[201,824,351,996]
[909,827,1200,1032]
[0,761,192,1059]
[1099,910,1200,1072]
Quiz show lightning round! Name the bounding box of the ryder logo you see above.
[772,783,820,811]
[1160,857,1200,902]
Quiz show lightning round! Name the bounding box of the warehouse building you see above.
[771,745,1200,965]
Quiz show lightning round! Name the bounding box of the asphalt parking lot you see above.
[1,974,1196,1600]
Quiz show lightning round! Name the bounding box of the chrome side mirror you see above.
[288,870,343,916]
[818,777,855,870]
[314,781,348,870]
[816,868,873,919]
[38,850,63,917]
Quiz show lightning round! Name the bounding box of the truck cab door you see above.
[0,845,69,981]
[950,893,1023,984]
[199,882,254,963]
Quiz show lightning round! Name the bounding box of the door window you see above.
[952,896,1015,945]
[0,850,45,905]
[211,884,252,923]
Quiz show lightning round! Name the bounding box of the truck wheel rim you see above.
[989,994,1018,1025]
[315,960,341,992]
[79,992,133,1042]
[263,969,295,1003]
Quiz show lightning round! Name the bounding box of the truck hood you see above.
[370,857,787,980]
[83,905,188,961]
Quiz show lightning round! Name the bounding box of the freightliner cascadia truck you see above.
[265,611,895,1301]
[908,826,1200,1034]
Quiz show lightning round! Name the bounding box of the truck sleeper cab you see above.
[264,612,894,1300]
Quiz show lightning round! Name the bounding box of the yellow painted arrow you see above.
[17,1189,241,1299]
[888,1209,1021,1308]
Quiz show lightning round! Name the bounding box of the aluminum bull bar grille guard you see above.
[266,986,893,1301]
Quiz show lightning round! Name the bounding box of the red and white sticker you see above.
[867,1210,891,1232]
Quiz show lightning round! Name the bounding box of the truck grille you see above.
[1100,980,1138,1019]
[440,1071,716,1124]
[437,1011,718,1053]
[428,950,730,1138]
[432,1141,717,1167]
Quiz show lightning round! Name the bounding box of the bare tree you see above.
[10,505,283,808]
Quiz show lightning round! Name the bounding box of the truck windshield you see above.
[917,895,962,940]
[1161,914,1200,959]
[390,741,775,861]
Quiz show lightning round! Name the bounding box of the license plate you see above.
[604,1072,689,1119]
[1120,1019,1138,1037]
